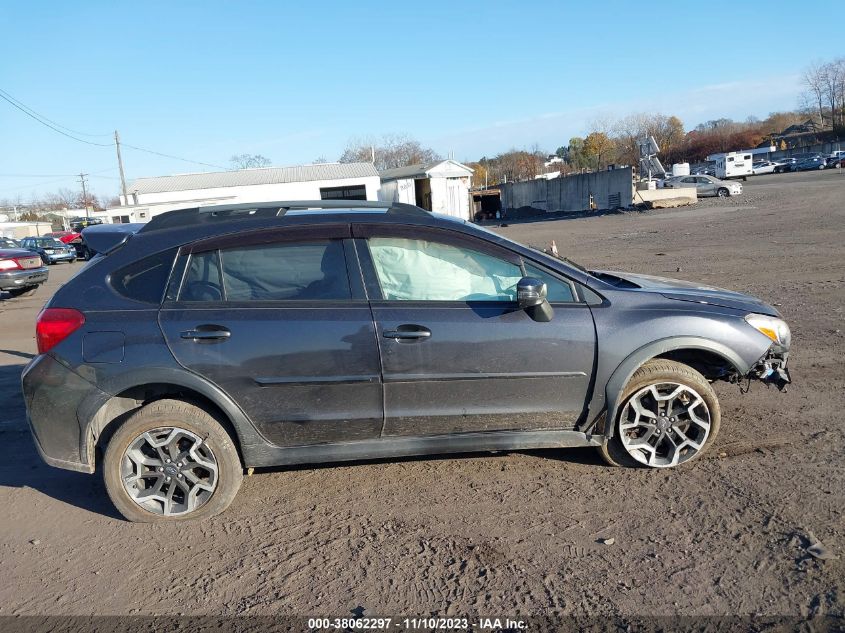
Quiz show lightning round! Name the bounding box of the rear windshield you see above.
[111,248,177,304]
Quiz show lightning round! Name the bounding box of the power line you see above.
[121,142,227,170]
[0,88,112,137]
[0,90,113,147]
[1,87,228,170]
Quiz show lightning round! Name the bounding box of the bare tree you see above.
[803,61,829,127]
[229,154,272,170]
[339,134,440,171]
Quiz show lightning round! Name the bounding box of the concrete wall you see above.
[634,187,697,205]
[500,167,633,216]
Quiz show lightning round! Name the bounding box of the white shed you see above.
[378,160,473,220]
[112,162,381,223]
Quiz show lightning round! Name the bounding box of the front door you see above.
[354,224,596,437]
[159,225,383,447]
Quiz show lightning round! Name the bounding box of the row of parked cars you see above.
[0,231,88,298]
[752,151,845,175]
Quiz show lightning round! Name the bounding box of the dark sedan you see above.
[792,157,827,172]
[19,236,76,264]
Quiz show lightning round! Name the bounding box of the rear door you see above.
[354,224,596,437]
[159,225,384,447]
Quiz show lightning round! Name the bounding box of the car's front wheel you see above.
[717,187,730,197]
[103,399,243,522]
[599,359,721,468]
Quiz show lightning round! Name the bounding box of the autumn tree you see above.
[583,132,616,170]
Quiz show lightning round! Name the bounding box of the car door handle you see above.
[180,328,231,341]
[383,326,431,340]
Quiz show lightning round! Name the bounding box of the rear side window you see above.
[111,248,177,304]
[180,240,351,302]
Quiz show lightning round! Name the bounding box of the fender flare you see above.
[77,366,269,469]
[598,337,749,438]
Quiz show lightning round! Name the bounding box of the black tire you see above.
[717,187,729,197]
[6,286,38,298]
[599,359,721,468]
[103,399,243,522]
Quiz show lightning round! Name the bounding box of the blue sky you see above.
[1,1,843,200]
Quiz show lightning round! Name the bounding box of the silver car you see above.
[665,175,742,197]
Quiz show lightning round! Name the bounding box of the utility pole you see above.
[115,130,129,206]
[79,173,90,220]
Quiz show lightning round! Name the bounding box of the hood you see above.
[592,270,780,316]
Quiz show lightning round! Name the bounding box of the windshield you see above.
[471,223,592,274]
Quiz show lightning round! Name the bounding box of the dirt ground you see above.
[0,169,842,619]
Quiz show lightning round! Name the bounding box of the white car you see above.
[752,161,778,175]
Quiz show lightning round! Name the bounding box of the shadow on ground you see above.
[0,364,120,519]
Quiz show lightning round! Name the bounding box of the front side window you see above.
[368,237,522,301]
[180,240,350,302]
[523,263,576,303]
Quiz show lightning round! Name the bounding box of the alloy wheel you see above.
[618,382,711,467]
[120,427,218,516]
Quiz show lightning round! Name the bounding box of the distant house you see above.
[109,162,381,223]
[378,160,473,220]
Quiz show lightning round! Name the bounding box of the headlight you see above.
[745,313,791,351]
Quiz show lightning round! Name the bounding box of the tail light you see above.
[0,256,41,271]
[36,308,85,354]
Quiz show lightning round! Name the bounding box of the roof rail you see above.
[139,199,430,232]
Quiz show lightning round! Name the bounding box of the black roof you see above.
[86,200,470,255]
[139,200,432,233]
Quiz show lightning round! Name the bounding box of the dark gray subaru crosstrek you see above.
[22,201,792,522]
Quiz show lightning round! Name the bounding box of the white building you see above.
[109,162,381,223]
[378,160,473,220]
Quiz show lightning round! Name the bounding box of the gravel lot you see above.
[0,169,842,619]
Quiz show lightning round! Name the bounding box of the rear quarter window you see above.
[111,248,177,304]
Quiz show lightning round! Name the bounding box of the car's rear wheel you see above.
[599,359,721,468]
[717,187,730,197]
[103,399,243,522]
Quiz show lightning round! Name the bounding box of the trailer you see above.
[713,152,753,180]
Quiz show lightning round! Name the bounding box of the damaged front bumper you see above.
[747,350,791,391]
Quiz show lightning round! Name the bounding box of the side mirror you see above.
[517,277,554,322]
[517,277,547,308]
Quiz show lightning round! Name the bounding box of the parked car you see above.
[792,157,827,171]
[19,236,76,264]
[664,174,742,197]
[828,150,845,161]
[69,218,103,233]
[0,245,49,297]
[22,201,792,522]
[45,231,90,259]
[0,236,21,249]
[773,158,797,173]
[751,161,778,175]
